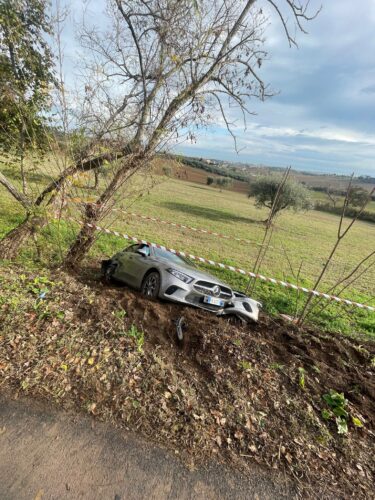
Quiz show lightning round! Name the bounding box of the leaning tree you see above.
[63,0,319,266]
[0,0,137,258]
[0,0,319,263]
[0,0,56,257]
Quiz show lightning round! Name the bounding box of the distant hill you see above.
[166,154,375,193]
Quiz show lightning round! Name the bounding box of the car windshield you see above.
[153,247,192,266]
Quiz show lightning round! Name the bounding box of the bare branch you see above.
[0,170,32,210]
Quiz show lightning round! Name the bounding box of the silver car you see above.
[101,243,261,322]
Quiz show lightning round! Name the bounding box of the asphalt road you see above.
[0,397,294,500]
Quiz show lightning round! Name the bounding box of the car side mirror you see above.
[136,247,148,257]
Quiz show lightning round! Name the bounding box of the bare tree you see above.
[63,0,319,266]
[326,186,340,208]
[297,178,375,325]
[0,0,318,263]
[246,166,291,294]
[305,249,375,321]
[0,0,135,259]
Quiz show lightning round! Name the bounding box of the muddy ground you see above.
[0,264,374,498]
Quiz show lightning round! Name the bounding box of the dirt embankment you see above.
[0,265,374,498]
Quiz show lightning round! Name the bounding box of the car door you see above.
[126,244,151,288]
[117,244,150,288]
[115,244,139,284]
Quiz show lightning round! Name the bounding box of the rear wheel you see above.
[141,271,160,298]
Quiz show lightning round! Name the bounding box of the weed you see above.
[127,324,145,353]
[322,390,355,435]
[270,362,284,370]
[112,308,127,320]
[238,360,252,371]
[351,416,364,428]
[298,367,306,389]
[27,276,55,296]
[56,311,65,320]
[316,430,332,447]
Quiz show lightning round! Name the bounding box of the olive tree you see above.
[249,174,313,217]
[348,186,370,208]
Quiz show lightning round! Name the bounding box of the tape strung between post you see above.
[66,199,348,266]
[67,198,270,248]
[63,216,375,313]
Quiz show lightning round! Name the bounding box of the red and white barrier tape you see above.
[68,198,269,248]
[64,216,375,312]
[114,209,266,246]
[66,199,346,266]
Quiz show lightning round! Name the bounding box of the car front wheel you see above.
[141,271,160,298]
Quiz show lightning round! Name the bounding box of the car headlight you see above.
[167,268,194,284]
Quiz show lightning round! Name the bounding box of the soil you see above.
[152,158,249,194]
[0,264,374,498]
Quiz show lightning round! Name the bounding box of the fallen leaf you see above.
[34,490,44,500]
[285,453,293,464]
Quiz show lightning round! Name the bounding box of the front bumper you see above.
[160,280,260,322]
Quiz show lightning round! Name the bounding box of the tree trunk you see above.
[0,216,44,260]
[63,156,143,268]
[93,170,99,189]
[64,222,98,268]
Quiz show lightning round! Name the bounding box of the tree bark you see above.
[64,156,142,268]
[0,215,44,260]
[0,145,134,260]
[93,169,99,189]
[64,221,98,268]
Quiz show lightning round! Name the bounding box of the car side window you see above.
[137,244,151,256]
[139,244,151,257]
[123,244,150,256]
[124,244,139,253]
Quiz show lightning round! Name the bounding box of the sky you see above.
[60,1,375,176]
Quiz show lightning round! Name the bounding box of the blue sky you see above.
[60,1,375,176]
[176,1,375,176]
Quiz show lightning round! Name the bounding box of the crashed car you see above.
[101,243,261,322]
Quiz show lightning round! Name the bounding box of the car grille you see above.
[193,280,232,299]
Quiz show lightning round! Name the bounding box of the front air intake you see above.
[243,302,252,312]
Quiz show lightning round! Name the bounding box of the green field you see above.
[1,163,374,336]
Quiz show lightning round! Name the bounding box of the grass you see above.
[1,265,374,498]
[1,158,374,336]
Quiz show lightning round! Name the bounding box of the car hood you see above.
[159,258,232,288]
